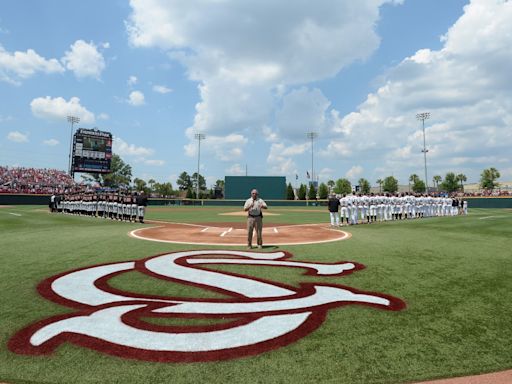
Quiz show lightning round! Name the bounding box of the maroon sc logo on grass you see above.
[9,250,405,362]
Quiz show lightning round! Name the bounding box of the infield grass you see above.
[0,205,511,384]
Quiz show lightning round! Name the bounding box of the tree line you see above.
[83,154,223,198]
[85,154,502,199]
[286,167,502,200]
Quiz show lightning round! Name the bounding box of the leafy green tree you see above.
[409,174,420,184]
[286,183,295,200]
[297,184,307,200]
[308,184,317,200]
[186,187,194,199]
[154,182,173,197]
[480,168,500,190]
[215,179,225,189]
[383,176,398,193]
[440,172,459,193]
[177,172,192,190]
[456,173,467,191]
[412,179,426,193]
[85,154,132,188]
[376,179,383,193]
[133,178,147,192]
[147,178,156,192]
[318,183,329,199]
[334,178,352,195]
[433,175,442,191]
[191,172,206,194]
[327,179,335,192]
[358,178,371,194]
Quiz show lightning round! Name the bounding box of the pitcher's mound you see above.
[130,222,350,246]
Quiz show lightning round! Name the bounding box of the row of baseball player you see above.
[327,193,468,226]
[49,192,148,223]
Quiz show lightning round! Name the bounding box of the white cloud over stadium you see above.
[126,0,512,184]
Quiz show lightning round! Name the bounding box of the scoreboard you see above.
[72,129,112,174]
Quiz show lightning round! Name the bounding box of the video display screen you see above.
[72,129,112,174]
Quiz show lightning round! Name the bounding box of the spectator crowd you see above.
[0,166,76,194]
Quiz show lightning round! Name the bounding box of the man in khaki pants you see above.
[243,189,268,249]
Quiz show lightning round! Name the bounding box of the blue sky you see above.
[1,0,511,189]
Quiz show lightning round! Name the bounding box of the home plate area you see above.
[130,222,350,246]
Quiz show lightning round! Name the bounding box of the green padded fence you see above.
[1,194,511,208]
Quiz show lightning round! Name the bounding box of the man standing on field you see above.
[244,189,267,249]
[327,193,341,227]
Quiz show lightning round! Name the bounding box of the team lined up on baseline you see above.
[49,191,148,223]
[327,193,468,226]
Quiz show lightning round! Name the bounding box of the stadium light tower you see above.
[306,132,318,186]
[195,133,205,200]
[67,116,80,177]
[416,112,430,192]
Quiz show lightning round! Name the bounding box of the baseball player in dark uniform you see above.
[327,194,341,226]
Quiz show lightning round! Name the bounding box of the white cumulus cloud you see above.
[225,163,246,176]
[7,131,28,143]
[184,133,247,162]
[320,0,512,183]
[30,96,95,124]
[113,137,154,157]
[128,90,145,106]
[345,165,364,181]
[128,75,138,86]
[42,138,59,146]
[142,158,165,166]
[0,44,64,84]
[61,40,106,79]
[152,84,172,94]
[126,0,399,161]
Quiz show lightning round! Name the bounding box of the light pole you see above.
[416,112,430,193]
[306,132,318,187]
[194,133,205,201]
[67,116,80,177]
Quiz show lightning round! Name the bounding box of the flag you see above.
[306,171,310,179]
[295,174,298,180]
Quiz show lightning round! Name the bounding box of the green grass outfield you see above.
[0,205,511,384]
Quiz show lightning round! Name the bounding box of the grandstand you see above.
[0,166,76,194]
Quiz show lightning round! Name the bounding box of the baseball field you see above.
[1,205,511,384]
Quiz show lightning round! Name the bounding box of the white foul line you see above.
[220,227,233,237]
[201,227,209,232]
[8,212,22,216]
[479,215,507,220]
[274,228,278,233]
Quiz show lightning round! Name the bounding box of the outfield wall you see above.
[224,176,286,200]
[2,194,512,208]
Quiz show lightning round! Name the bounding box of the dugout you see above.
[224,176,286,200]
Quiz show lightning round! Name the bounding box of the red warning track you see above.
[129,222,350,246]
